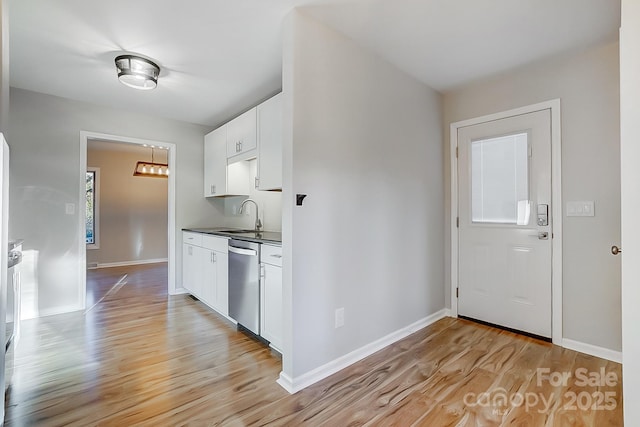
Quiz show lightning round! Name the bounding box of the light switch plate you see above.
[65,203,75,215]
[566,201,595,217]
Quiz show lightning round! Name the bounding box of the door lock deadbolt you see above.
[537,204,549,226]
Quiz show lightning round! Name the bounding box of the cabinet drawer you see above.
[183,232,202,246]
[202,234,229,253]
[261,244,282,267]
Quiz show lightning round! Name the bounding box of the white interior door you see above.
[458,109,552,338]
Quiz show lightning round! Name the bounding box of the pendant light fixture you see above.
[115,55,160,90]
[134,146,169,178]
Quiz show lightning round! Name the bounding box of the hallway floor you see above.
[4,264,623,426]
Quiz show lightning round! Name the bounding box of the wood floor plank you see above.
[4,264,623,426]
[234,321,475,425]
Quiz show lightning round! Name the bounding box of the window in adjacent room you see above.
[86,167,100,249]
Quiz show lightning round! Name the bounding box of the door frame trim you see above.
[78,131,177,310]
[449,99,562,345]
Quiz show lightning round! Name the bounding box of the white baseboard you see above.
[562,338,622,363]
[277,372,296,394]
[94,258,168,269]
[38,304,84,318]
[277,308,451,394]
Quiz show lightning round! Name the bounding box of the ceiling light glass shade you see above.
[115,55,160,90]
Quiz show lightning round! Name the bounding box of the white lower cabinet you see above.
[182,232,229,317]
[183,231,283,348]
[202,249,216,310]
[182,243,204,298]
[212,251,228,315]
[260,244,283,351]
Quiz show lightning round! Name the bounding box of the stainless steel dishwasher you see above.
[228,239,261,335]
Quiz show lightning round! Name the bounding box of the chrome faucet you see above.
[239,198,262,232]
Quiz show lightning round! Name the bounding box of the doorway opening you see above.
[449,100,563,345]
[79,131,177,310]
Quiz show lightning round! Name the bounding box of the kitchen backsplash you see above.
[222,159,282,232]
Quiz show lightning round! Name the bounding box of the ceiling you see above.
[9,0,620,127]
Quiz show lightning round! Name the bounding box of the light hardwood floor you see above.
[5,263,623,426]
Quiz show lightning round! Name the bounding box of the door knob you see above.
[611,245,622,255]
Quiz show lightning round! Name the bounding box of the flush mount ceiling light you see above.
[134,146,169,178]
[115,55,160,90]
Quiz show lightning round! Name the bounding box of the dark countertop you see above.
[9,239,24,251]
[183,228,282,245]
[8,239,24,268]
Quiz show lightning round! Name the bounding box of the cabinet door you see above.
[227,107,257,160]
[182,243,203,297]
[204,126,227,197]
[261,263,283,351]
[204,126,251,197]
[201,250,217,308]
[214,251,229,316]
[182,243,195,293]
[257,93,283,191]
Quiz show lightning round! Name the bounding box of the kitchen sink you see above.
[217,229,258,234]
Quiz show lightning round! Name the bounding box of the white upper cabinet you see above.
[204,93,282,197]
[256,93,282,191]
[203,126,227,197]
[227,107,257,163]
[204,126,250,197]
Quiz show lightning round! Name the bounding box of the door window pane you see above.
[471,132,528,224]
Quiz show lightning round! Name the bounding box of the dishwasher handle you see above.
[229,246,257,256]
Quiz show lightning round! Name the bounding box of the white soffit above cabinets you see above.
[9,0,619,126]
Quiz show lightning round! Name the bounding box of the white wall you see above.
[8,88,222,316]
[87,144,168,265]
[282,10,444,380]
[443,41,621,352]
[0,0,6,409]
[620,0,640,423]
[0,0,8,133]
